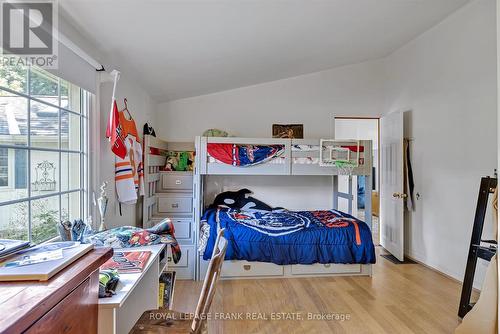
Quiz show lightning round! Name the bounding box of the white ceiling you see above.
[60,0,470,102]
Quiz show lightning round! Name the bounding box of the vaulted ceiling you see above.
[61,0,470,102]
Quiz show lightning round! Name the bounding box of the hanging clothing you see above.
[403,139,415,211]
[143,122,156,137]
[114,110,144,205]
[106,100,127,159]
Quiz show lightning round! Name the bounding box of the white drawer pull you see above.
[324,264,331,268]
[243,265,251,271]
[175,180,182,185]
[167,256,172,262]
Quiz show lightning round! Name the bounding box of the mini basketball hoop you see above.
[319,139,361,175]
[335,160,357,175]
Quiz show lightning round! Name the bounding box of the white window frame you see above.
[0,147,12,189]
[0,66,92,242]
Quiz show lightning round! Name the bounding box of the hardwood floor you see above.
[173,248,467,334]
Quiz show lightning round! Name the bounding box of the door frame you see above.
[333,116,381,244]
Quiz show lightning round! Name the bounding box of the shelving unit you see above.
[142,135,196,280]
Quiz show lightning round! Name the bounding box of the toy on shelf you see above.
[164,151,195,172]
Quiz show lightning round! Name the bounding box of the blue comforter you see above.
[202,208,376,265]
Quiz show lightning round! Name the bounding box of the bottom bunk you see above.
[197,205,376,279]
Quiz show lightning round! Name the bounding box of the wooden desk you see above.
[98,244,168,334]
[0,247,113,334]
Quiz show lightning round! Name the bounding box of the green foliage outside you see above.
[1,199,61,243]
[0,62,68,96]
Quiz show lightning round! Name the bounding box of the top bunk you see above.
[195,136,372,176]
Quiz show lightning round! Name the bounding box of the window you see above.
[0,148,7,187]
[0,63,91,243]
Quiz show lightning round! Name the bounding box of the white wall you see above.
[384,0,497,285]
[157,59,386,141]
[59,15,158,228]
[157,59,386,210]
[154,0,497,285]
[98,75,157,228]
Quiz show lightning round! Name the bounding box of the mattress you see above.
[201,207,376,265]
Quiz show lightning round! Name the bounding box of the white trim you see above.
[56,31,104,71]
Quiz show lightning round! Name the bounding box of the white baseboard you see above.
[404,249,484,291]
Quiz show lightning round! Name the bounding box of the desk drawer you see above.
[26,271,99,334]
[161,173,193,191]
[158,195,192,214]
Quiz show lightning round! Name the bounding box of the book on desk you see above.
[0,242,94,281]
[100,250,152,274]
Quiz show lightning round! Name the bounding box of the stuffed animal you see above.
[176,151,189,171]
[211,188,275,212]
[164,155,178,171]
[203,129,229,137]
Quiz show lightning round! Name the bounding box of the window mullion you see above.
[58,77,62,224]
[27,65,32,242]
[80,91,83,219]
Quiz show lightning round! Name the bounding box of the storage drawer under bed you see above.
[221,260,284,278]
[291,263,361,275]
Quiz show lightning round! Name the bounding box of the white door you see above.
[380,111,405,261]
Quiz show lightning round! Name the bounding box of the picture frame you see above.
[272,124,304,139]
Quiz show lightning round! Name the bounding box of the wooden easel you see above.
[458,176,497,318]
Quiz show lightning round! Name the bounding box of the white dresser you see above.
[154,171,196,279]
[142,136,197,280]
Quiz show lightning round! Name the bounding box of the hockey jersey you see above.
[114,111,144,204]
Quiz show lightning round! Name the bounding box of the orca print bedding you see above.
[200,207,376,265]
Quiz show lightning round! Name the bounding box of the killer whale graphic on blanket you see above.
[210,188,282,212]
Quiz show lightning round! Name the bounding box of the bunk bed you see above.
[194,136,375,280]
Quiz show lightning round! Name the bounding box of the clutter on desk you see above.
[0,239,31,260]
[0,241,93,281]
[99,269,120,298]
[101,250,151,274]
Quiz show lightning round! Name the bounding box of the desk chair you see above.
[130,229,228,334]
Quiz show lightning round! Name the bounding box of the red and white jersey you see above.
[113,110,144,204]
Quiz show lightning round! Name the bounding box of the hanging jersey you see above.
[106,100,127,159]
[114,110,144,204]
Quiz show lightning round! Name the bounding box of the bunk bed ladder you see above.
[458,176,497,318]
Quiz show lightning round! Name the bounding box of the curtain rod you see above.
[56,30,105,72]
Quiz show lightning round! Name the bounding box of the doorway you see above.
[334,117,380,245]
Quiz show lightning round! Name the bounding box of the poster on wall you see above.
[272,124,304,138]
